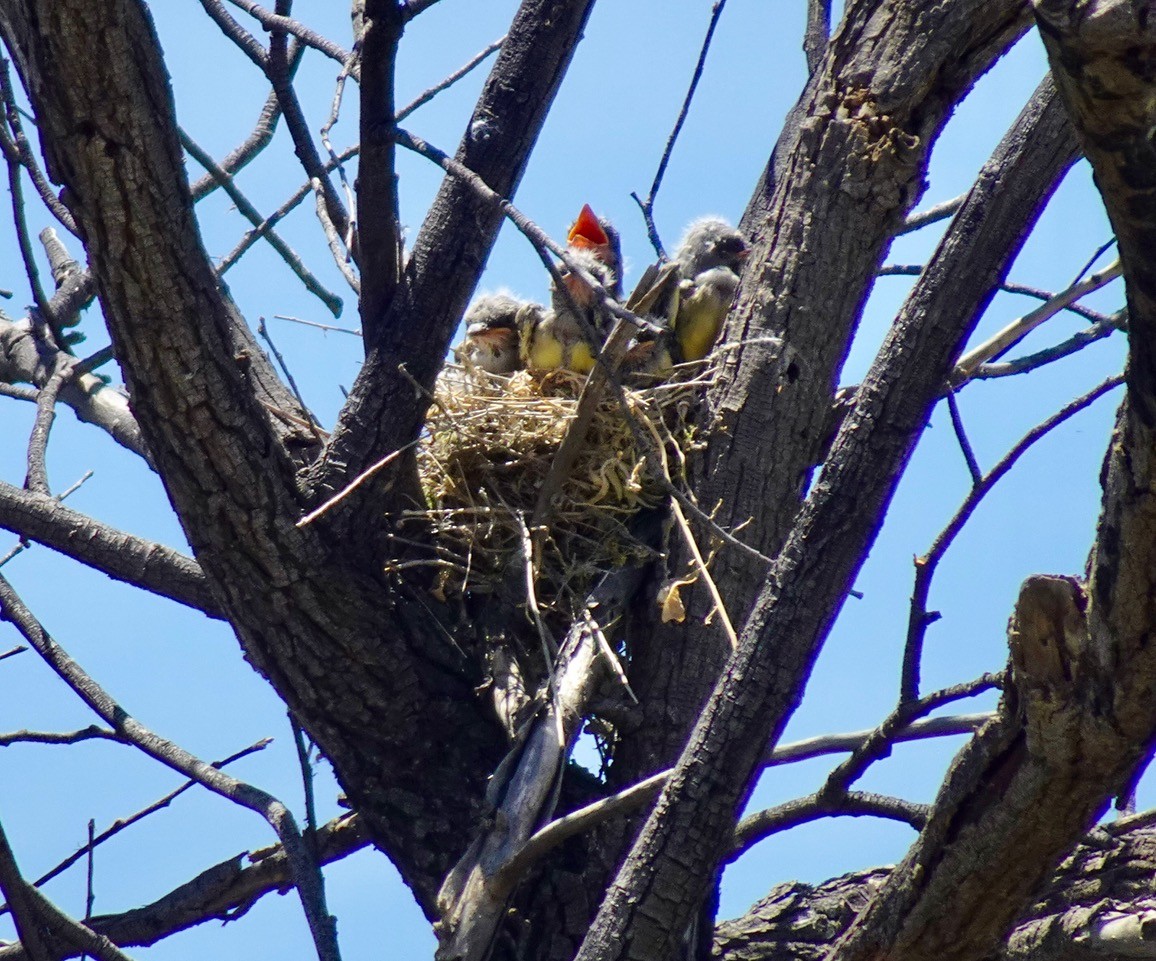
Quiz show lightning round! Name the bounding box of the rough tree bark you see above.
[1,0,1155,960]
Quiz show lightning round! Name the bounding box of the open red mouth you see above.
[567,203,609,251]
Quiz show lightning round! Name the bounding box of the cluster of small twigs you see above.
[396,363,707,617]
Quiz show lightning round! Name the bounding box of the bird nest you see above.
[398,363,704,616]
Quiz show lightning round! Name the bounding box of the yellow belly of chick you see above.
[526,332,565,371]
[676,294,726,362]
[525,325,597,373]
[567,340,596,374]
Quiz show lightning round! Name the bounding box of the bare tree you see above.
[0,2,1151,961]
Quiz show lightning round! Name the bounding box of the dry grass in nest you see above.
[397,362,705,616]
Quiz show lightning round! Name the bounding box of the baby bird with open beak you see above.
[521,247,617,374]
[521,205,622,374]
[567,203,623,300]
[454,293,528,375]
[672,217,750,363]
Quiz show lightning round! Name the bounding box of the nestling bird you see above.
[671,218,750,362]
[620,261,682,380]
[620,328,677,381]
[454,293,528,375]
[567,203,623,300]
[521,247,617,374]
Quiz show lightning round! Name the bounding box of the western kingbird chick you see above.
[619,261,683,381]
[519,247,615,374]
[621,329,676,382]
[568,203,623,300]
[454,293,527,375]
[671,218,750,362]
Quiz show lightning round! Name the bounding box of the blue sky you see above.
[0,2,1128,957]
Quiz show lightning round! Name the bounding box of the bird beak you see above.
[568,203,609,250]
[468,321,511,338]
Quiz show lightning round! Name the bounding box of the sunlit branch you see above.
[198,0,268,68]
[901,374,1123,700]
[397,36,505,121]
[898,193,966,235]
[0,816,132,961]
[189,41,304,202]
[953,259,1123,383]
[971,311,1124,379]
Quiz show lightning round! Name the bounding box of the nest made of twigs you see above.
[396,363,705,616]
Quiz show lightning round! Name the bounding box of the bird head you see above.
[464,293,522,338]
[675,218,750,278]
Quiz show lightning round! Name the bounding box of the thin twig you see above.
[0,58,76,233]
[312,179,361,293]
[0,471,93,570]
[297,444,414,527]
[0,578,340,961]
[181,130,343,316]
[0,645,25,662]
[25,360,70,496]
[670,498,738,649]
[880,265,1114,325]
[901,375,1124,701]
[13,738,272,899]
[274,314,361,337]
[972,311,1124,379]
[84,819,96,932]
[953,259,1123,383]
[0,726,118,748]
[497,770,669,888]
[2,124,51,339]
[821,674,1002,800]
[189,43,304,202]
[632,0,730,259]
[730,791,928,858]
[897,193,966,235]
[516,512,557,661]
[0,814,137,961]
[945,389,982,485]
[218,146,359,276]
[1071,237,1117,286]
[765,711,995,766]
[257,317,323,439]
[397,36,505,121]
[264,30,351,248]
[318,8,360,241]
[0,813,61,961]
[225,1,351,65]
[290,715,320,856]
